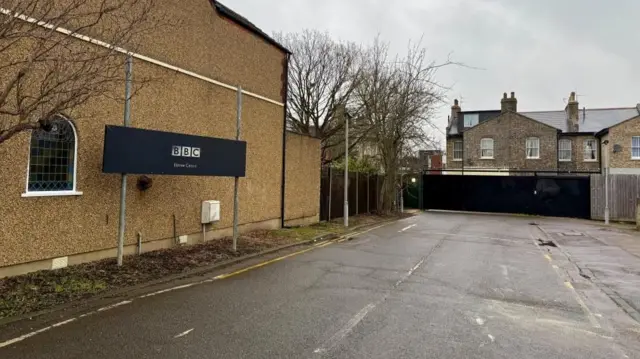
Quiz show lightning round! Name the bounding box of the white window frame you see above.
[453,141,463,161]
[583,138,598,162]
[463,113,479,128]
[22,116,83,198]
[480,138,494,159]
[558,139,572,162]
[632,137,640,160]
[526,137,540,159]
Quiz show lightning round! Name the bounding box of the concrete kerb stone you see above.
[0,215,409,329]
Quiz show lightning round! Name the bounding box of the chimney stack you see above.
[566,92,579,132]
[450,98,461,124]
[501,92,517,113]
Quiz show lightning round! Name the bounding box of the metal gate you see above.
[423,174,591,219]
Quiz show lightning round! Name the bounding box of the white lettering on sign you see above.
[172,146,201,158]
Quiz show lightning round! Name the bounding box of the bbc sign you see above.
[172,146,201,158]
[103,126,246,177]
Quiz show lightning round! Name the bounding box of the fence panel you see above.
[591,174,640,222]
[358,173,368,214]
[319,167,331,221]
[318,169,385,221]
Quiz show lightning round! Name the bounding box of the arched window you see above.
[24,115,80,196]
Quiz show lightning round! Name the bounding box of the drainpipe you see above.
[280,53,290,228]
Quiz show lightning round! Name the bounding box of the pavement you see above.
[1,212,640,358]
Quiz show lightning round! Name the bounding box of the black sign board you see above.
[102,126,246,177]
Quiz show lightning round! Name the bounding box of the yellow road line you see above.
[213,241,333,280]
[544,254,552,261]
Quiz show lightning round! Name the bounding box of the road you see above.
[1,212,638,358]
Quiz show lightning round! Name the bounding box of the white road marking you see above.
[500,265,509,279]
[0,318,77,349]
[314,256,428,355]
[174,328,194,338]
[488,334,495,342]
[138,283,198,298]
[399,224,417,232]
[97,300,132,312]
[426,232,515,242]
[313,303,377,354]
[475,317,485,325]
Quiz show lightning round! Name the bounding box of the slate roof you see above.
[522,108,640,133]
[447,106,640,136]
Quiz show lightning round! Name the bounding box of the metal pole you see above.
[328,166,332,221]
[355,171,359,216]
[605,166,610,225]
[116,55,133,267]
[399,173,404,213]
[233,87,242,251]
[344,114,349,227]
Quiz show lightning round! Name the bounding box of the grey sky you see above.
[229,0,639,148]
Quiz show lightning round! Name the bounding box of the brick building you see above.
[445,92,640,175]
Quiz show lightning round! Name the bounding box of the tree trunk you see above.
[378,152,398,214]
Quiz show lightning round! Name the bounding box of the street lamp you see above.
[343,106,349,227]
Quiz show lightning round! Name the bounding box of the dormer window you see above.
[463,113,479,127]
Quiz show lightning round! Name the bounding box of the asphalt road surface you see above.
[1,212,639,358]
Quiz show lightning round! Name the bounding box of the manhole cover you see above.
[561,232,584,236]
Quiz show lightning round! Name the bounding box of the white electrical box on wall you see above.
[201,200,220,224]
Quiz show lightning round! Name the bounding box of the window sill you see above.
[480,157,494,160]
[452,159,462,162]
[526,157,540,160]
[22,191,83,198]
[632,158,640,161]
[559,159,572,162]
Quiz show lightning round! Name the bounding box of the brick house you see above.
[445,92,640,175]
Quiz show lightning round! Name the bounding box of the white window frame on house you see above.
[558,139,572,162]
[22,115,83,198]
[526,137,540,159]
[453,141,463,161]
[480,138,494,159]
[463,113,479,128]
[583,138,598,162]
[632,137,640,160]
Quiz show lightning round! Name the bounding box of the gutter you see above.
[280,53,291,228]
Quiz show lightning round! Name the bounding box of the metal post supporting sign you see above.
[116,55,133,266]
[233,87,242,251]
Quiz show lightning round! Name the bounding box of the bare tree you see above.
[354,38,448,213]
[275,29,367,164]
[0,0,161,145]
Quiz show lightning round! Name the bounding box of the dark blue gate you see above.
[422,174,591,219]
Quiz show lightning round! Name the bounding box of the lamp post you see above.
[344,109,349,227]
[603,140,610,225]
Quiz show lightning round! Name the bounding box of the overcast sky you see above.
[229,0,639,148]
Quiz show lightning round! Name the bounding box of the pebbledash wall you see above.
[284,132,321,227]
[0,1,321,277]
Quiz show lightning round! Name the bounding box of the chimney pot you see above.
[501,91,517,113]
[454,99,459,106]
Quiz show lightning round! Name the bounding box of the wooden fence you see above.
[591,174,640,222]
[319,167,384,221]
